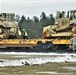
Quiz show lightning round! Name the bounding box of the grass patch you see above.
[0,62,76,75]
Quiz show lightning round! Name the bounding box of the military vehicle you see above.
[42,9,76,39]
[0,13,21,39]
[0,11,75,52]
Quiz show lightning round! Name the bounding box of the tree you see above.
[18,15,26,32]
[18,12,55,38]
[33,16,39,23]
[40,12,49,26]
[40,12,47,20]
[49,14,55,25]
[20,15,26,23]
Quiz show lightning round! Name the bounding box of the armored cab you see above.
[0,13,21,39]
[42,9,76,39]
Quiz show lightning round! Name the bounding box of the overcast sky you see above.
[0,0,76,18]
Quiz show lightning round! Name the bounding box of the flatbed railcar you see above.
[0,39,71,52]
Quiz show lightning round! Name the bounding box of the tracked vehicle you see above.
[0,13,21,39]
[42,10,76,39]
[42,10,76,51]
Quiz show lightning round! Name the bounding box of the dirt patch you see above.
[0,62,75,75]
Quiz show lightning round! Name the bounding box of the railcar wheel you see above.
[45,41,58,51]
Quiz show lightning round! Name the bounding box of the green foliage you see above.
[49,14,55,25]
[33,16,39,23]
[18,12,55,38]
[20,15,26,23]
